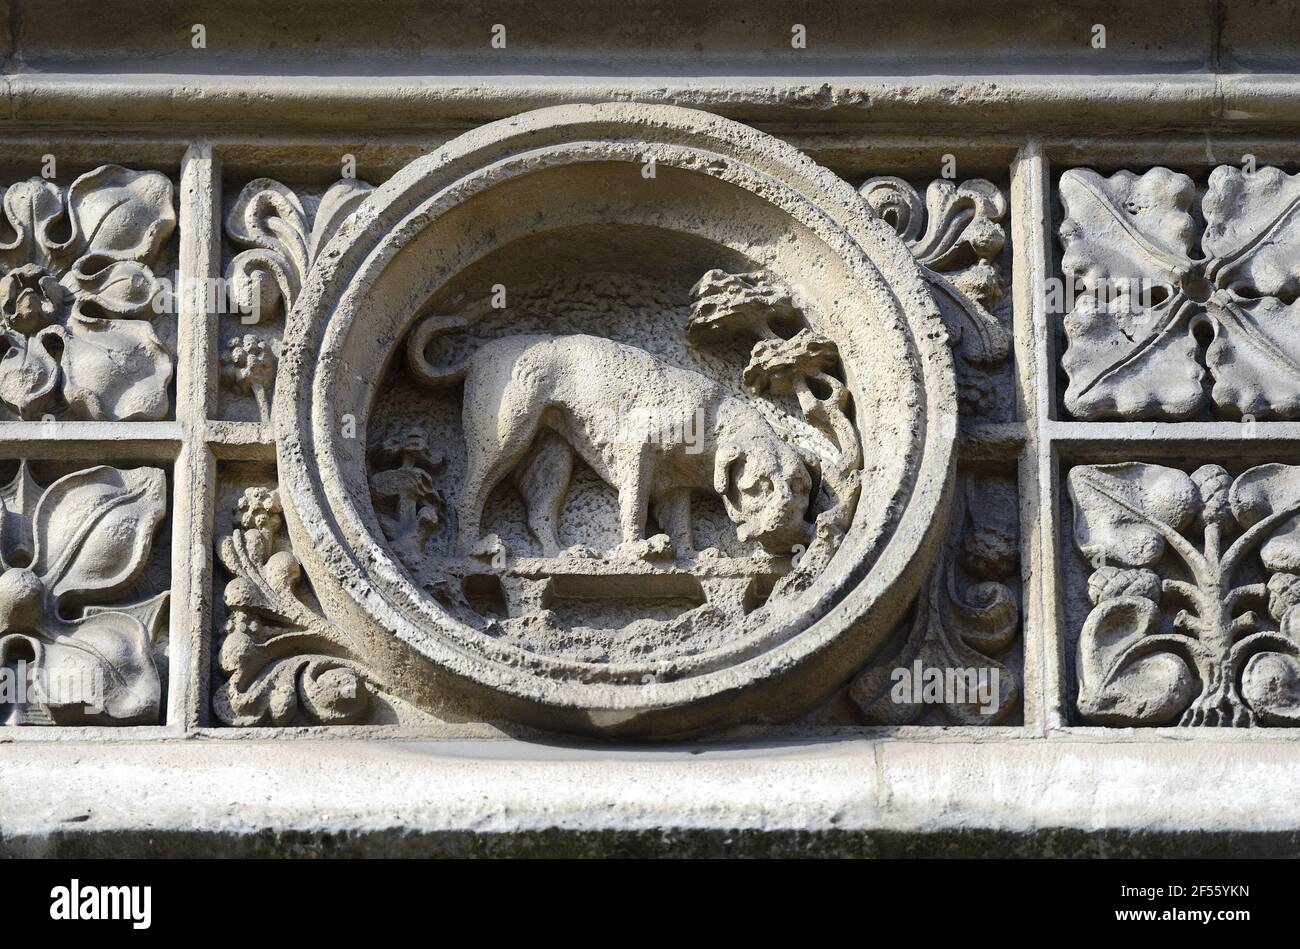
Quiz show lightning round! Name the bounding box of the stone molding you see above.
[5,736,1300,856]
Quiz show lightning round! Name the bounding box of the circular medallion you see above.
[276,103,957,736]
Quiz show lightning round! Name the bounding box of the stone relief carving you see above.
[368,430,446,565]
[222,177,374,422]
[859,176,1010,416]
[0,462,168,724]
[1070,462,1300,726]
[1060,165,1300,420]
[395,268,853,665]
[215,486,374,726]
[273,103,958,736]
[850,472,1021,725]
[0,165,175,421]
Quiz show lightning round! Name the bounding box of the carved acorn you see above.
[1087,565,1162,605]
[1267,572,1300,624]
[1192,464,1233,532]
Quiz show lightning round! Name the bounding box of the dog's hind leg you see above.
[511,430,573,557]
[457,416,544,556]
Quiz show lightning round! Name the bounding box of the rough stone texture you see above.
[2,0,1300,854]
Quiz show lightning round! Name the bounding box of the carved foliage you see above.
[0,462,168,724]
[1060,166,1300,420]
[850,473,1020,724]
[0,166,176,420]
[688,269,860,590]
[859,176,1009,414]
[222,178,373,422]
[215,486,375,726]
[368,429,445,565]
[1070,462,1300,726]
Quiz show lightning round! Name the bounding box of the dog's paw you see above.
[612,534,673,562]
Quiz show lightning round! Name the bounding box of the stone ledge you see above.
[3,737,1298,856]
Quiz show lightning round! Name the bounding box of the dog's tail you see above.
[406,313,474,387]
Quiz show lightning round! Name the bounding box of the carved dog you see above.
[407,322,812,558]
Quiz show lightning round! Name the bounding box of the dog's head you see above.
[715,433,812,552]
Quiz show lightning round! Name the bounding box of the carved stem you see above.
[251,381,271,426]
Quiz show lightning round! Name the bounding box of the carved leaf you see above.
[742,329,838,394]
[214,653,368,727]
[1061,293,1203,420]
[0,329,61,418]
[911,178,1007,271]
[852,475,1019,726]
[1202,165,1300,300]
[39,611,159,724]
[1059,168,1202,420]
[1059,167,1197,293]
[310,179,374,259]
[225,179,311,319]
[0,179,64,271]
[58,314,173,421]
[0,461,41,566]
[686,269,798,343]
[858,176,924,242]
[225,177,372,322]
[30,465,166,603]
[1230,464,1300,572]
[84,590,169,643]
[928,271,1009,366]
[1068,464,1198,568]
[860,176,1008,366]
[1076,597,1196,725]
[62,165,176,265]
[1205,296,1300,419]
[60,258,166,320]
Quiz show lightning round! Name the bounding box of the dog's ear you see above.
[714,443,742,496]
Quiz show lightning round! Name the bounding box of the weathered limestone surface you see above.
[2,0,1300,855]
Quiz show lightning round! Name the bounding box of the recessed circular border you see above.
[276,103,957,737]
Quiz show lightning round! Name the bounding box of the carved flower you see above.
[220,334,277,422]
[0,166,175,420]
[0,463,166,724]
[236,485,282,535]
[1060,165,1300,419]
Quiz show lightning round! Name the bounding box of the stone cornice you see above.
[0,1,1295,131]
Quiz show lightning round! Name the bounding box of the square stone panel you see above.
[0,164,179,423]
[1062,455,1300,727]
[0,458,171,725]
[1055,163,1300,423]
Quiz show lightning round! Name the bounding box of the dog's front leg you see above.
[614,450,654,553]
[654,489,694,558]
